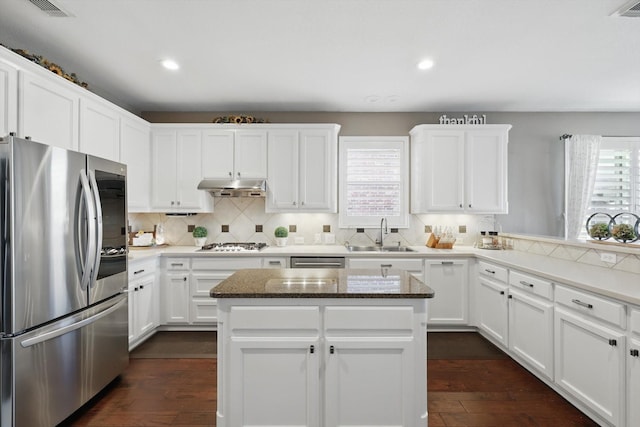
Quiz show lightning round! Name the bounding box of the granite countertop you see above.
[210,268,435,299]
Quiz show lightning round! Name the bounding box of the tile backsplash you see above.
[128,198,493,247]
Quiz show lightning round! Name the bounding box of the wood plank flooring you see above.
[61,332,599,427]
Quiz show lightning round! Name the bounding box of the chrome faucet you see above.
[376,218,388,248]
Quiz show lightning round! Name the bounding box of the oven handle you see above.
[292,262,344,267]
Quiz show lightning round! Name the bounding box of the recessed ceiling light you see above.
[161,59,180,71]
[417,59,434,70]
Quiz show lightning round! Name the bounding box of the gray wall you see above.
[142,111,640,237]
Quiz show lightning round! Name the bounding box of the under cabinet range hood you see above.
[197,178,267,197]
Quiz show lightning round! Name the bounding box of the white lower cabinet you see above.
[347,258,424,280]
[218,301,427,427]
[424,258,468,326]
[628,308,640,427]
[128,258,158,349]
[554,285,626,427]
[476,269,508,347]
[161,258,191,324]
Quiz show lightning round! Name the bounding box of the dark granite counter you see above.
[210,268,435,299]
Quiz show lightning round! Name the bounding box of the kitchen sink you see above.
[346,245,415,252]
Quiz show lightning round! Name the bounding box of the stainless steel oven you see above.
[290,257,345,269]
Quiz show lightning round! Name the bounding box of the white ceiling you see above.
[1,0,639,113]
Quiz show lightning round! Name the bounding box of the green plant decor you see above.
[588,222,611,240]
[274,226,288,238]
[611,223,636,242]
[193,226,208,238]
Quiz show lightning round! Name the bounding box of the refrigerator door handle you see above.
[19,296,126,348]
[88,170,103,287]
[79,170,97,291]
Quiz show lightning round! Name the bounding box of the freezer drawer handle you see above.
[20,297,126,348]
[571,299,593,309]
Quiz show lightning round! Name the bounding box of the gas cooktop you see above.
[198,242,268,252]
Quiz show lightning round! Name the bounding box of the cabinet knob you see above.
[237,172,241,178]
[608,339,617,347]
[500,291,505,295]
[301,201,305,206]
[631,349,639,357]
[459,204,463,208]
[228,172,232,177]
[134,287,139,291]
[329,345,335,354]
[171,201,175,206]
[468,204,472,208]
[183,277,187,281]
[140,285,144,289]
[293,201,297,206]
[177,201,181,206]
[310,345,315,354]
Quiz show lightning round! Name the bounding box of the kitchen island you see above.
[211,268,434,427]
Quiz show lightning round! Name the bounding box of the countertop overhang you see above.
[210,268,435,299]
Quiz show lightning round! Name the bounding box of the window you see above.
[338,137,409,228]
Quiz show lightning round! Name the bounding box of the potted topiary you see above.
[611,223,637,243]
[588,222,611,240]
[193,226,208,247]
[274,226,288,247]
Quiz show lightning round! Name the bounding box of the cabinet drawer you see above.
[631,307,640,336]
[191,257,262,270]
[164,258,191,270]
[229,306,320,333]
[324,306,414,334]
[262,257,288,268]
[555,285,626,329]
[478,260,508,283]
[348,258,423,271]
[509,270,553,301]
[128,257,156,280]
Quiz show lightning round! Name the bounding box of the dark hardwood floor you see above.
[61,332,599,427]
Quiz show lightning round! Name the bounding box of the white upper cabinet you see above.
[151,128,212,212]
[201,128,267,179]
[267,125,339,213]
[18,70,80,150]
[79,97,120,161]
[410,124,511,214]
[120,115,151,211]
[0,56,18,137]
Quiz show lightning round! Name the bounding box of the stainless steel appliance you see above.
[199,242,268,252]
[0,136,129,427]
[290,257,346,268]
[197,178,266,197]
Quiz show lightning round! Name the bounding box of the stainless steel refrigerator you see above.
[0,135,129,427]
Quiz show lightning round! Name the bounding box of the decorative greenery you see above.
[3,45,88,88]
[611,223,636,242]
[193,226,208,238]
[212,115,268,124]
[588,223,610,240]
[274,226,288,238]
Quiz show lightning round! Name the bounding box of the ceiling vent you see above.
[26,0,71,17]
[613,0,640,17]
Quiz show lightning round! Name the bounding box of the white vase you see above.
[194,237,207,247]
[276,237,288,247]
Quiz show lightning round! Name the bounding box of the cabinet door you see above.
[120,116,151,211]
[162,273,190,324]
[477,276,508,347]
[135,276,156,337]
[554,307,625,426]
[79,97,120,161]
[190,272,232,324]
[19,71,79,150]
[299,129,336,212]
[127,283,136,344]
[629,335,640,427]
[414,130,465,212]
[151,130,178,209]
[424,259,468,325]
[201,129,234,179]
[266,129,299,211]
[234,130,267,178]
[228,339,319,427]
[176,130,206,209]
[508,288,554,380]
[0,58,17,136]
[324,338,414,427]
[465,129,508,213]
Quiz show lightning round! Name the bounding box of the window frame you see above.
[338,136,410,229]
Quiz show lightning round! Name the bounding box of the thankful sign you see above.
[438,114,487,125]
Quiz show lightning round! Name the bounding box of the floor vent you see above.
[26,0,71,17]
[613,0,640,17]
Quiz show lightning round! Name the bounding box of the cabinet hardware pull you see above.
[608,339,617,347]
[237,172,241,177]
[508,295,513,299]
[329,345,335,354]
[268,261,281,265]
[381,264,392,268]
[571,299,593,309]
[441,261,454,265]
[171,263,184,267]
[183,277,187,281]
[310,345,314,354]
[134,269,145,275]
[459,204,463,208]
[500,291,505,295]
[468,204,472,208]
[140,285,144,289]
[519,280,534,287]
[171,201,175,206]
[293,201,297,206]
[485,269,495,274]
[134,287,139,291]
[631,349,639,357]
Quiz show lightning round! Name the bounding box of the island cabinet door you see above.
[227,339,320,427]
[324,338,415,427]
